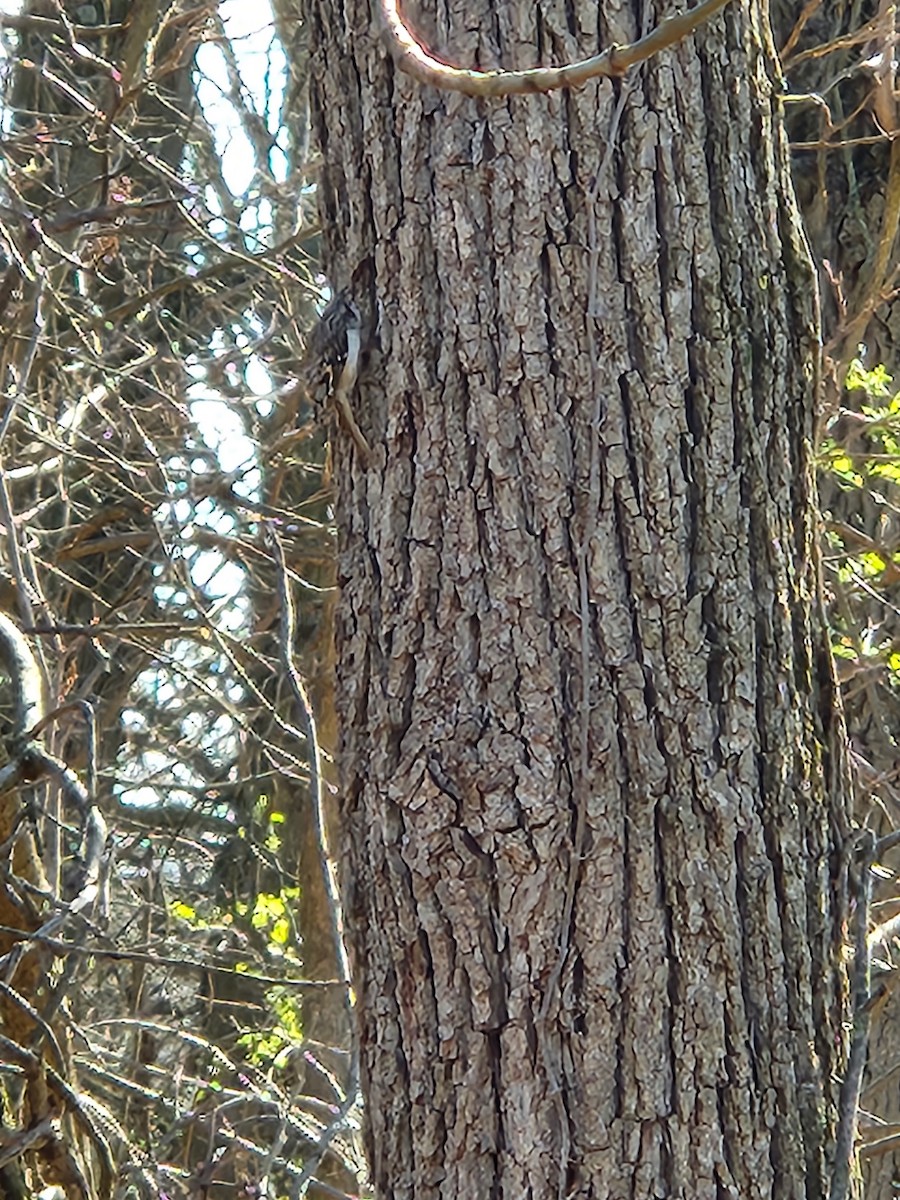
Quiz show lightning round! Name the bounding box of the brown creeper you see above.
[302,289,371,462]
[302,290,362,392]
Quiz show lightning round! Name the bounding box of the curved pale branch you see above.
[0,611,43,741]
[0,615,108,917]
[380,0,734,95]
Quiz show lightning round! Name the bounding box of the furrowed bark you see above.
[307,0,854,1193]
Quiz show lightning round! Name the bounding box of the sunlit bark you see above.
[308,0,854,1194]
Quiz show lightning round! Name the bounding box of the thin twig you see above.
[779,0,824,60]
[0,924,347,985]
[269,525,360,1194]
[831,830,876,1200]
[268,526,349,992]
[536,48,637,1200]
[0,275,44,450]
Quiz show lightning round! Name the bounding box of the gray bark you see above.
[307,0,855,1194]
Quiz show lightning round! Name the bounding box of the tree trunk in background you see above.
[308,0,854,1194]
[769,0,900,379]
[0,5,196,1194]
[767,7,900,1196]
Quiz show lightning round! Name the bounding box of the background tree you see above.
[770,3,900,1193]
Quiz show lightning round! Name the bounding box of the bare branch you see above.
[831,832,876,1200]
[0,611,43,740]
[379,0,733,95]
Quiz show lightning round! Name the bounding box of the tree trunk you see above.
[307,0,854,1194]
[767,6,900,1196]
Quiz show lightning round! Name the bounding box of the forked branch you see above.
[380,0,733,95]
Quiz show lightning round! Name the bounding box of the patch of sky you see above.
[1,0,288,807]
[195,1,286,200]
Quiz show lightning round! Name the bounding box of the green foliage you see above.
[237,988,305,1069]
[819,359,900,720]
[846,359,893,397]
[171,884,301,954]
[240,887,301,953]
[171,881,304,1073]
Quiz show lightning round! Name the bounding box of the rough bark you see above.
[307,0,854,1194]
